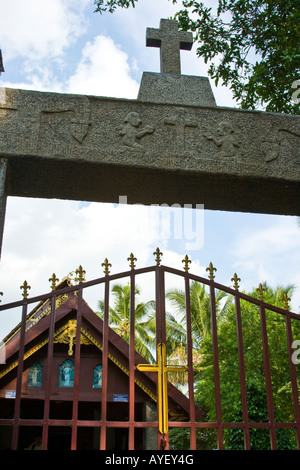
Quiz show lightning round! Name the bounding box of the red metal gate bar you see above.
[71,285,84,450]
[285,313,300,449]
[1,260,300,450]
[42,295,57,450]
[100,273,110,450]
[157,266,167,347]
[259,304,277,450]
[234,292,251,450]
[209,281,224,450]
[129,266,136,450]
[11,301,28,450]
[155,265,168,449]
[184,273,196,450]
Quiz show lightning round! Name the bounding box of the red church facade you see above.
[0,280,198,450]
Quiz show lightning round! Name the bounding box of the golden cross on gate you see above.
[137,343,187,435]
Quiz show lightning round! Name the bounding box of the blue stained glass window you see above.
[93,365,102,388]
[28,363,43,387]
[59,359,74,387]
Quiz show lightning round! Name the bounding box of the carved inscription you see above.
[70,119,91,144]
[0,88,298,191]
[164,108,197,155]
[40,96,91,146]
[261,128,300,164]
[205,121,241,158]
[119,112,154,150]
[261,138,281,163]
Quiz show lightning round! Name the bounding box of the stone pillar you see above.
[0,159,7,259]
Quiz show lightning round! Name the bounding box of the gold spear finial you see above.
[182,255,191,272]
[75,265,86,283]
[49,273,59,291]
[256,283,266,301]
[153,247,163,266]
[206,262,217,281]
[127,253,137,270]
[283,293,291,311]
[101,258,112,276]
[231,273,241,291]
[20,281,31,299]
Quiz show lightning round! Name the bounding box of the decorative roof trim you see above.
[0,322,157,403]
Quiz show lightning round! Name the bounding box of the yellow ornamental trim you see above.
[0,323,157,403]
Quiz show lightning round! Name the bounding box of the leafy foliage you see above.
[166,281,232,345]
[174,0,300,114]
[97,283,156,362]
[94,0,139,14]
[97,279,300,449]
[194,283,300,449]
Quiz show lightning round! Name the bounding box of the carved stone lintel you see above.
[0,87,299,217]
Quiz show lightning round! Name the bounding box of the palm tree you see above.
[166,281,231,348]
[164,281,231,388]
[254,282,295,309]
[96,280,232,387]
[97,283,156,362]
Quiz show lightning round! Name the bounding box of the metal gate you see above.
[0,249,299,450]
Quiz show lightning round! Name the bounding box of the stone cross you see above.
[146,19,193,74]
[164,107,198,154]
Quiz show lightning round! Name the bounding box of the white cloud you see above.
[1,33,140,98]
[0,0,89,61]
[231,217,300,311]
[0,196,205,338]
[66,35,139,98]
[0,0,237,106]
[0,197,178,301]
[233,217,300,264]
[0,71,64,94]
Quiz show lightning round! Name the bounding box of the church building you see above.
[0,278,200,450]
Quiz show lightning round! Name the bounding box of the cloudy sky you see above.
[0,0,299,337]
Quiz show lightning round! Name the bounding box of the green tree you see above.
[165,281,231,387]
[97,283,156,362]
[94,0,300,114]
[96,282,199,386]
[166,280,231,345]
[194,283,300,449]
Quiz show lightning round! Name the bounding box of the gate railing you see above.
[0,250,299,450]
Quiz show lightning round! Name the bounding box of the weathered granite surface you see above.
[138,73,217,107]
[0,18,299,218]
[0,86,299,215]
[0,159,6,256]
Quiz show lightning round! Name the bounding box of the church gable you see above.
[0,291,193,419]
